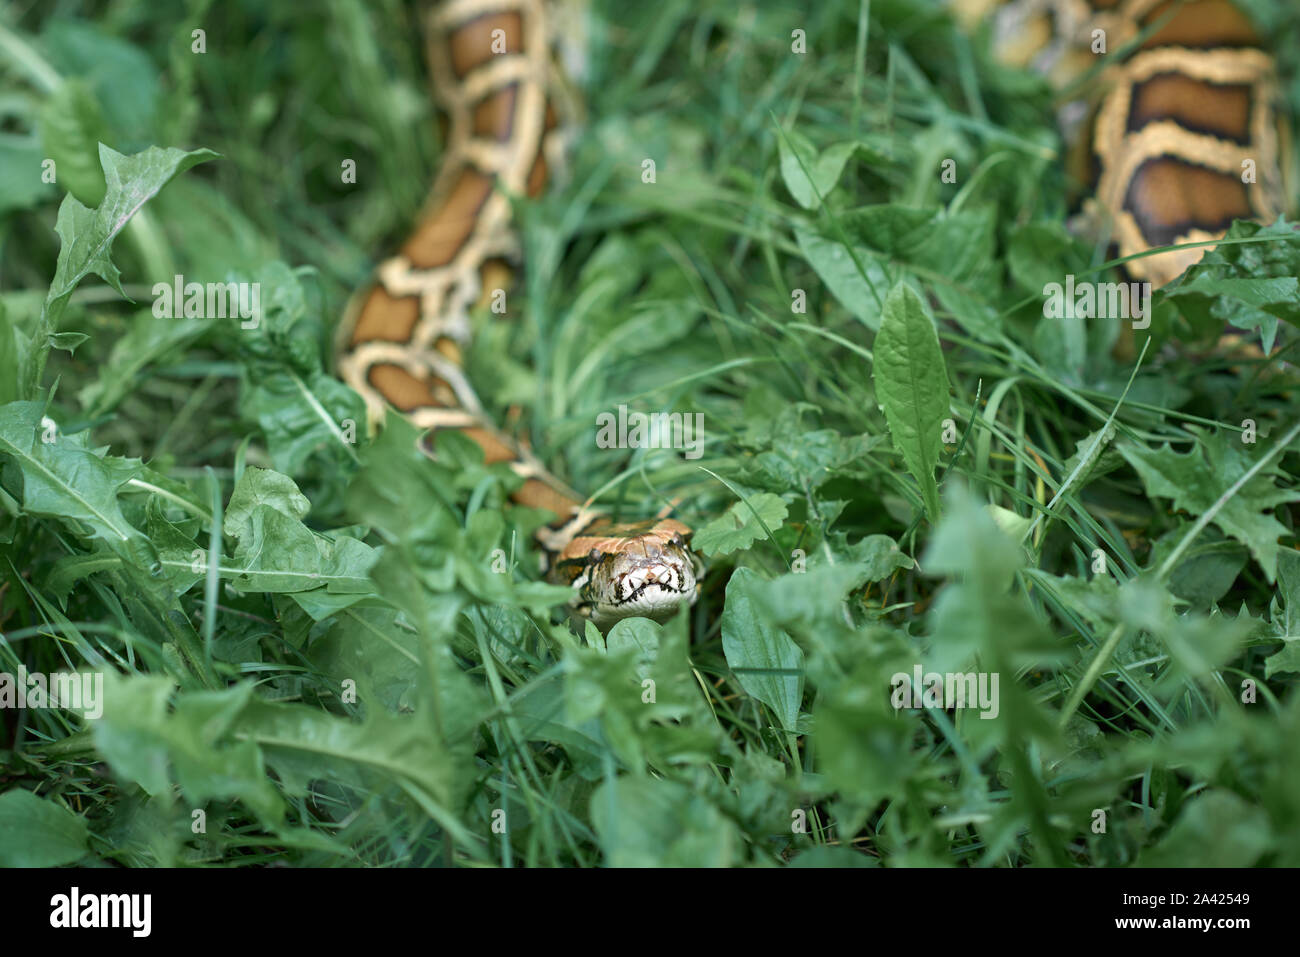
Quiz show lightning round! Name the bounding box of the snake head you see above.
[554,518,699,632]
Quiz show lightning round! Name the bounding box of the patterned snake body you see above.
[335,0,698,630]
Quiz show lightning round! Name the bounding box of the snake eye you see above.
[588,548,601,562]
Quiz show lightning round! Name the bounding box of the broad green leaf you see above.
[872,283,949,523]
[1058,423,1124,493]
[46,143,216,310]
[0,300,30,405]
[1148,526,1247,610]
[986,503,1033,542]
[0,133,56,213]
[748,403,883,488]
[691,492,787,556]
[38,77,108,206]
[720,567,803,731]
[794,227,890,329]
[1137,789,1271,867]
[923,487,1062,687]
[776,129,855,209]
[0,790,88,867]
[816,661,920,810]
[1263,638,1300,678]
[46,550,127,606]
[242,697,466,813]
[591,775,741,867]
[312,604,420,712]
[788,846,879,867]
[226,506,376,596]
[1007,223,1088,294]
[225,467,311,542]
[753,561,889,631]
[835,532,915,581]
[41,20,161,148]
[845,204,998,291]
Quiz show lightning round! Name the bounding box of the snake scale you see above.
[335,0,1287,628]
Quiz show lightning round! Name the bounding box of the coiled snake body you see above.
[336,0,1285,628]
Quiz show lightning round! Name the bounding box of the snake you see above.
[334,0,698,632]
[335,0,1285,628]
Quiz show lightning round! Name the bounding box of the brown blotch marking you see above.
[476,258,514,311]
[515,477,583,518]
[367,363,455,412]
[350,286,421,346]
[526,150,548,198]
[1124,156,1252,248]
[1126,73,1252,143]
[402,167,494,268]
[472,84,519,139]
[435,337,462,364]
[1140,1,1259,49]
[461,427,518,464]
[449,12,523,76]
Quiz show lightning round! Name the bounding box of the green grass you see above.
[1,0,1300,867]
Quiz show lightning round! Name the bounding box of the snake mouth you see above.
[612,560,689,604]
[585,543,699,629]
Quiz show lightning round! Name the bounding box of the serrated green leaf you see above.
[0,790,88,867]
[1118,429,1300,581]
[93,672,285,824]
[1162,218,1300,352]
[691,492,787,556]
[241,369,365,474]
[0,400,154,565]
[25,143,218,397]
